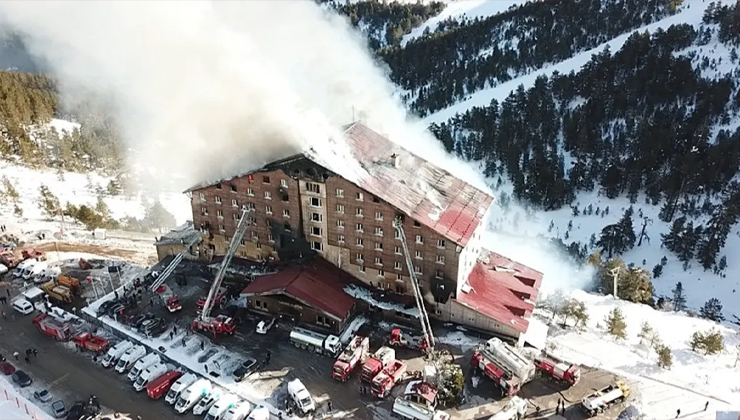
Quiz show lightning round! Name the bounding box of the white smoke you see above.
[0,1,481,190]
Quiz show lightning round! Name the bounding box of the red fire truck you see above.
[534,354,581,386]
[332,335,369,382]
[371,359,407,398]
[360,346,395,382]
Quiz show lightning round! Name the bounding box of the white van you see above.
[128,353,160,381]
[115,345,147,373]
[33,267,61,285]
[246,406,270,420]
[222,402,253,420]
[24,262,48,280]
[101,340,134,368]
[11,298,34,315]
[13,260,34,277]
[175,379,212,414]
[165,373,197,405]
[193,389,223,416]
[133,362,168,391]
[288,379,315,414]
[203,394,239,420]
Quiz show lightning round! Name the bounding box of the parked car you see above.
[131,313,154,329]
[0,361,15,375]
[147,321,168,338]
[232,358,258,382]
[65,401,86,420]
[12,370,32,387]
[96,300,116,316]
[51,400,67,418]
[34,388,53,403]
[11,298,35,315]
[256,317,275,334]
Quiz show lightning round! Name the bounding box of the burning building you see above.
[183,122,541,340]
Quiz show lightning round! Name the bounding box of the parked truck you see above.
[33,313,74,341]
[73,332,110,353]
[196,286,227,314]
[289,327,341,357]
[490,397,529,420]
[471,338,536,397]
[332,335,370,382]
[580,381,630,417]
[371,360,408,398]
[392,398,450,420]
[165,373,198,405]
[361,346,395,382]
[134,362,169,391]
[115,345,147,373]
[101,340,134,368]
[533,354,581,386]
[56,275,81,292]
[175,379,213,414]
[389,327,428,352]
[129,353,161,381]
[40,280,74,304]
[155,284,182,313]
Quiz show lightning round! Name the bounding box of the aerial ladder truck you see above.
[150,234,202,292]
[190,208,251,337]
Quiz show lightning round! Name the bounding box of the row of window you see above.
[356,264,445,279]
[212,175,289,192]
[349,241,445,262]
[354,253,445,270]
[200,190,291,205]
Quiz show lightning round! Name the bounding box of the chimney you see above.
[391,153,400,168]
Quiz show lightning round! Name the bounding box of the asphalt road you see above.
[0,284,200,420]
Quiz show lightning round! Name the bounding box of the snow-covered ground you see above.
[400,0,526,46]
[545,291,740,419]
[423,0,734,125]
[0,377,52,420]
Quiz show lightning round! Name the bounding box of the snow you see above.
[343,284,419,317]
[400,1,526,47]
[543,290,740,419]
[339,315,368,344]
[47,119,81,136]
[521,317,548,349]
[423,0,733,125]
[435,331,478,350]
[0,377,52,420]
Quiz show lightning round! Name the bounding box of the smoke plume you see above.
[0,1,482,191]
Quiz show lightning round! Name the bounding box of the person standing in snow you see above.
[676,408,681,418]
[705,401,709,411]
[13,351,19,360]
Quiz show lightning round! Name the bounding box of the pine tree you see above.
[562,298,589,328]
[604,308,627,340]
[541,289,567,322]
[144,200,177,231]
[13,204,23,217]
[638,321,654,345]
[656,344,673,369]
[690,329,725,355]
[36,184,60,220]
[700,298,725,322]
[672,282,687,312]
[2,176,20,203]
[652,264,663,278]
[619,267,654,304]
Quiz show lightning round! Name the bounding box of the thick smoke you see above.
[0,1,482,191]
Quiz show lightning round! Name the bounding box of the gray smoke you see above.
[0,1,483,192]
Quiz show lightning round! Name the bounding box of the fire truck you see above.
[289,327,342,357]
[155,284,183,313]
[533,353,581,386]
[33,313,75,341]
[332,335,370,382]
[73,332,111,353]
[361,346,396,382]
[389,327,428,352]
[371,359,408,398]
[580,381,630,417]
[471,338,536,397]
[191,314,236,337]
[195,286,227,314]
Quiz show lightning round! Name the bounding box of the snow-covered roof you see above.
[154,221,201,246]
[0,377,52,420]
[185,123,493,247]
[344,283,419,317]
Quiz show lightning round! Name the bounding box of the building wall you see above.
[190,168,302,261]
[323,176,461,296]
[456,204,492,294]
[433,299,522,339]
[156,243,184,261]
[246,294,345,334]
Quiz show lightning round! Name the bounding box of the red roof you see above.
[455,251,543,333]
[240,258,356,320]
[406,381,438,404]
[342,123,493,247]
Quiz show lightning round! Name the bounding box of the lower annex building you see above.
[160,122,543,343]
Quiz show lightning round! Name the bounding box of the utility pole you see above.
[609,266,620,299]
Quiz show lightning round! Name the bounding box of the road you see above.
[0,284,199,420]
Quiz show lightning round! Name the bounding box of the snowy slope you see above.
[423,0,729,125]
[545,291,740,419]
[400,0,526,46]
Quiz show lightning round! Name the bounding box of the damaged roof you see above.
[240,258,356,320]
[455,250,543,333]
[186,122,493,247]
[154,221,202,246]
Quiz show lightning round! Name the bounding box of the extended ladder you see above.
[392,216,435,351]
[149,235,201,292]
[198,208,251,321]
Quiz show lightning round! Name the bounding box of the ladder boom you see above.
[150,235,201,292]
[393,217,435,350]
[199,208,250,321]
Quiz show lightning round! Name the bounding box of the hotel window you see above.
[262,176,270,184]
[415,250,423,259]
[394,261,402,271]
[311,213,323,222]
[375,242,383,251]
[218,224,225,232]
[356,223,364,232]
[375,212,383,221]
[359,265,365,273]
[264,191,272,200]
[394,230,401,239]
[375,227,383,236]
[356,238,364,247]
[231,199,238,207]
[336,204,345,213]
[415,235,423,244]
[337,220,345,229]
[311,227,322,236]
[306,182,320,194]
[310,197,322,207]
[216,210,223,219]
[199,193,206,201]
[356,208,364,217]
[265,205,273,215]
[216,183,222,190]
[246,188,254,196]
[377,269,385,277]
[336,189,344,198]
[283,209,290,218]
[311,241,323,251]
[435,270,444,279]
[215,196,222,205]
[437,239,446,248]
[356,192,364,201]
[414,265,422,275]
[280,179,288,188]
[394,246,401,255]
[356,253,364,263]
[266,220,272,227]
[338,234,345,243]
[231,184,237,193]
[374,257,383,266]
[413,220,421,227]
[232,212,240,220]
[436,255,445,265]
[268,233,274,242]
[201,207,208,216]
